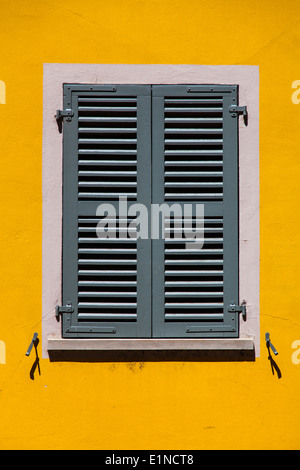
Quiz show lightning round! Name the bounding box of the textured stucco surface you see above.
[0,0,299,450]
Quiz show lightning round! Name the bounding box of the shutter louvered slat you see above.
[78,97,137,104]
[163,215,224,330]
[79,128,137,134]
[165,161,223,167]
[165,139,223,145]
[165,118,223,123]
[78,117,137,122]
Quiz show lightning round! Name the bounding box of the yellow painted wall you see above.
[0,0,300,450]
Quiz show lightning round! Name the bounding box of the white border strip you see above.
[42,64,259,358]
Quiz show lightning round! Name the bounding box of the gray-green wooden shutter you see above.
[61,84,152,337]
[151,85,239,337]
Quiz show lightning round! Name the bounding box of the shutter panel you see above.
[152,85,239,337]
[61,85,152,337]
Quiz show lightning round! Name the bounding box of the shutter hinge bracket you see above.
[55,301,74,321]
[228,301,247,321]
[55,109,74,133]
[229,105,248,125]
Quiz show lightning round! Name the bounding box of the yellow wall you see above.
[0,0,300,450]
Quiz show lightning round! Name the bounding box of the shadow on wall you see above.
[25,333,41,380]
[266,346,281,379]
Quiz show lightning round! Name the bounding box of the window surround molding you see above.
[42,63,259,359]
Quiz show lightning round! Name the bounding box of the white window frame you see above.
[42,64,259,359]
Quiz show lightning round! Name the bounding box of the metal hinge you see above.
[55,109,74,132]
[55,301,74,321]
[229,104,248,125]
[227,301,247,321]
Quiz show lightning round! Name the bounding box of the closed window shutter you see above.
[151,85,239,337]
[61,85,152,337]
